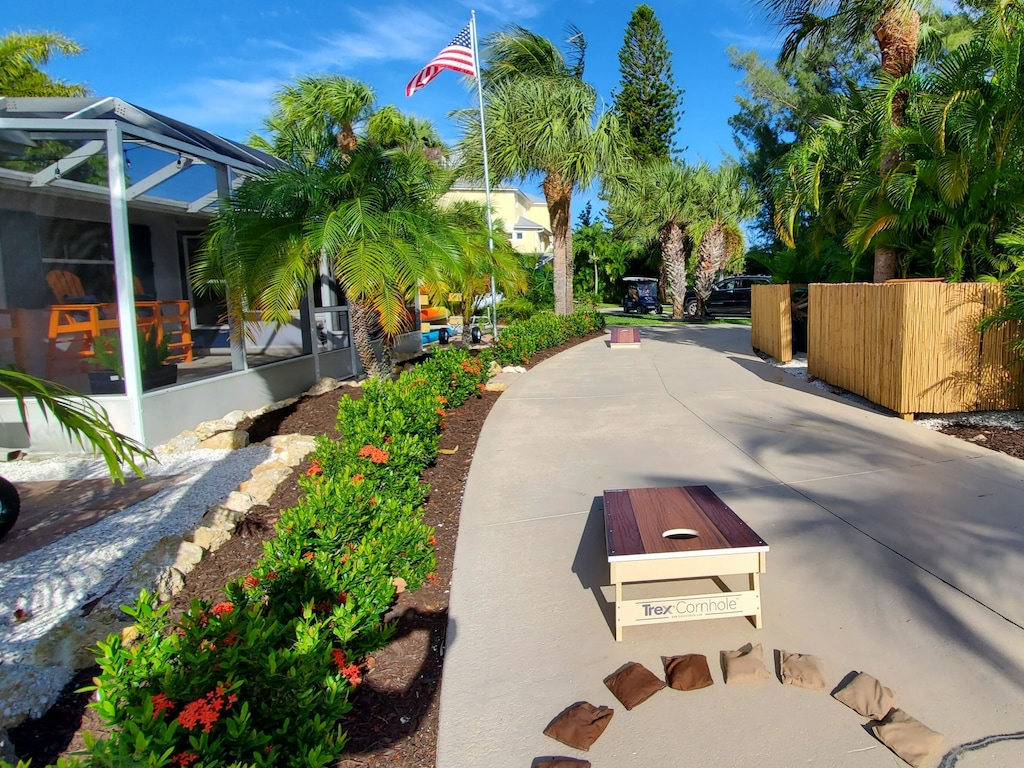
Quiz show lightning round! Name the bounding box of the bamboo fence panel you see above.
[751,284,792,362]
[807,282,1024,416]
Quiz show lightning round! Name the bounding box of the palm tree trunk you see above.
[695,224,725,315]
[543,174,574,315]
[348,296,380,376]
[660,221,687,318]
[871,6,920,283]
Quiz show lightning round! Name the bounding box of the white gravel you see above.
[0,445,270,722]
[763,352,1024,429]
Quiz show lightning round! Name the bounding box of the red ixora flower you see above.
[171,752,199,767]
[177,685,238,733]
[477,383,486,392]
[151,692,175,719]
[211,602,233,618]
[341,663,362,686]
[242,574,259,589]
[435,407,446,417]
[331,648,347,670]
[436,396,448,404]
[306,459,323,477]
[357,445,390,464]
[351,473,364,484]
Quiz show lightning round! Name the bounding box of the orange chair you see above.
[46,270,89,304]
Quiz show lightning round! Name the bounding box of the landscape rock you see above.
[239,475,280,504]
[501,365,527,374]
[487,360,503,377]
[305,377,342,397]
[221,490,256,513]
[221,409,249,428]
[156,568,186,602]
[202,504,249,532]
[251,460,292,477]
[194,419,235,440]
[155,430,202,454]
[264,434,317,466]
[189,525,231,553]
[172,541,206,574]
[198,430,250,450]
[485,381,506,392]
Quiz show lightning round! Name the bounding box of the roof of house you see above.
[0,97,284,214]
[513,215,548,233]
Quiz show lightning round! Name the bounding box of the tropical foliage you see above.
[199,76,486,376]
[611,4,683,162]
[0,30,86,97]
[456,25,619,316]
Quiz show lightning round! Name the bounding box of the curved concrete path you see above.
[437,325,1024,768]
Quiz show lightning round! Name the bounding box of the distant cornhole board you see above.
[609,327,641,348]
[603,485,768,640]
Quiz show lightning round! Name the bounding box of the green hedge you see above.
[493,309,605,366]
[8,348,492,768]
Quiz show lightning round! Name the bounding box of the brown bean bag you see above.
[532,759,591,768]
[663,654,714,691]
[833,671,896,720]
[543,702,614,751]
[603,662,666,710]
[779,650,827,691]
[871,708,944,767]
[721,643,771,684]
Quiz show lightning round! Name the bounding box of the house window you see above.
[514,232,524,240]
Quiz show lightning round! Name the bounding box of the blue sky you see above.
[8,1,782,213]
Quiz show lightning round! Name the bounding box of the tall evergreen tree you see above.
[611,5,682,161]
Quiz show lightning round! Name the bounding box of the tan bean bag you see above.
[543,702,614,751]
[871,708,944,767]
[721,643,771,684]
[833,671,896,719]
[779,650,827,691]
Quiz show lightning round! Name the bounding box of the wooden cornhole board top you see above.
[609,327,641,347]
[603,485,767,562]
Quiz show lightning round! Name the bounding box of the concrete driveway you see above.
[436,325,1024,768]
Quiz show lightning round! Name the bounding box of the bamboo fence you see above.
[807,282,1024,418]
[751,283,794,363]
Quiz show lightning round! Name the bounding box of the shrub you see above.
[493,309,605,366]
[17,348,495,768]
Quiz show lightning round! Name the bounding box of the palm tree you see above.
[691,165,760,315]
[456,25,619,315]
[606,160,699,318]
[0,30,86,97]
[758,0,927,281]
[247,74,375,163]
[199,139,470,377]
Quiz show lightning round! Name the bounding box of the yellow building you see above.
[443,181,553,256]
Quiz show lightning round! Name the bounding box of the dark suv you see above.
[683,275,771,317]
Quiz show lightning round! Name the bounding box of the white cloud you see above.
[150,78,280,140]
[466,0,543,22]
[141,4,470,140]
[711,28,781,53]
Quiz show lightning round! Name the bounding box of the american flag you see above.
[406,23,475,97]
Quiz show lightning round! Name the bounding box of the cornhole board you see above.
[603,485,768,641]
[609,326,641,348]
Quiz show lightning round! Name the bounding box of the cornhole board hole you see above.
[609,327,641,348]
[603,486,768,641]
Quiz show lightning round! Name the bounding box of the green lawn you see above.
[606,313,750,327]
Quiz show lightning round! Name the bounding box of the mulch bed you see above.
[937,423,1024,461]
[11,334,601,768]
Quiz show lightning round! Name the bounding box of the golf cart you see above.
[622,277,662,314]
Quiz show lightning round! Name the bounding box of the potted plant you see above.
[89,325,177,394]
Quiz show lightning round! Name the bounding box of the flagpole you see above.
[470,9,499,341]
